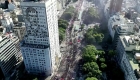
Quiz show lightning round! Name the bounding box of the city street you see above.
[50,0,84,80]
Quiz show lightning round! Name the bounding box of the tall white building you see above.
[20,0,61,76]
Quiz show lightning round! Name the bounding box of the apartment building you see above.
[108,14,139,48]
[20,0,60,76]
[116,35,140,80]
[0,34,21,79]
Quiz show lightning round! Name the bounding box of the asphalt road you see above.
[50,0,84,80]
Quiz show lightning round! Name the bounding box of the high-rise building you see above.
[20,0,61,76]
[0,32,21,79]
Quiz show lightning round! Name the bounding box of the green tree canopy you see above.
[58,19,68,42]
[83,62,101,77]
[65,6,75,12]
[100,63,107,69]
[63,12,74,21]
[84,28,104,44]
[83,7,100,25]
[86,77,98,80]
[33,78,38,80]
[58,19,68,29]
[108,50,116,56]
[81,24,85,30]
[59,27,65,42]
[99,58,105,63]
[82,45,99,62]
[61,6,76,21]
[88,7,99,19]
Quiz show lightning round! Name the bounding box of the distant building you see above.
[136,0,140,14]
[135,17,140,27]
[0,9,14,32]
[13,22,26,41]
[129,9,138,22]
[8,0,16,11]
[116,35,140,80]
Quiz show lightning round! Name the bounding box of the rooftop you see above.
[127,52,139,70]
[127,52,140,79]
[120,35,140,50]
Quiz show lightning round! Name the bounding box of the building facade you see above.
[116,35,140,80]
[108,14,139,48]
[0,35,20,78]
[20,0,60,76]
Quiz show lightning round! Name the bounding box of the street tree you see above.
[58,19,68,42]
[58,19,68,29]
[108,50,116,57]
[83,7,99,25]
[97,51,105,56]
[80,24,84,30]
[61,6,75,21]
[33,78,38,80]
[82,62,101,77]
[82,45,99,62]
[99,58,105,63]
[88,7,99,19]
[65,6,75,12]
[86,77,98,80]
[93,33,104,43]
[59,27,65,42]
[100,63,107,69]
[84,28,104,44]
[63,12,74,21]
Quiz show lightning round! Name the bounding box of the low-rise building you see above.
[0,8,14,32]
[116,35,140,80]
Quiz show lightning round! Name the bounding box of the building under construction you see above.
[109,0,123,14]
